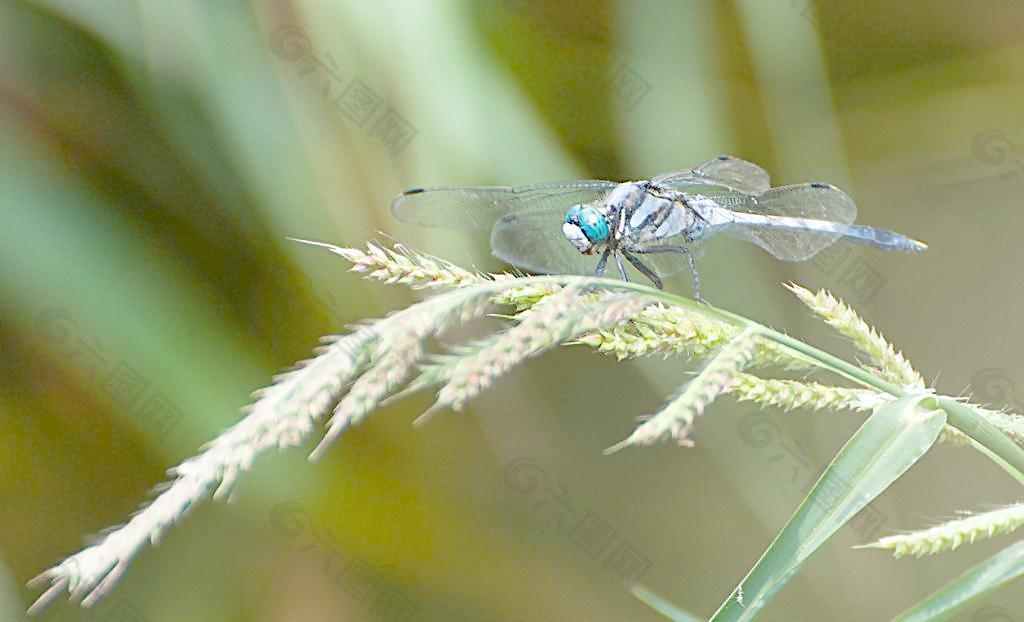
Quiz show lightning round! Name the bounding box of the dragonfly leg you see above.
[614,251,630,282]
[634,245,706,304]
[622,250,663,289]
[594,248,611,278]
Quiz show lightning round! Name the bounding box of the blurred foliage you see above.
[2,0,1024,620]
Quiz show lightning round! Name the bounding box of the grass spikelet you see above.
[785,283,924,389]
[420,289,645,422]
[725,374,890,412]
[296,240,574,315]
[575,302,805,369]
[492,281,563,312]
[607,328,758,452]
[290,238,485,289]
[719,374,1000,448]
[858,503,1024,557]
[309,288,495,459]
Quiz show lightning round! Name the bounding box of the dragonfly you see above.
[391,155,927,302]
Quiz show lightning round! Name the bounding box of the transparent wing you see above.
[391,180,616,231]
[652,155,771,196]
[693,183,858,262]
[490,209,600,275]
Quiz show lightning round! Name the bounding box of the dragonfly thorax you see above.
[623,188,699,245]
[561,181,705,255]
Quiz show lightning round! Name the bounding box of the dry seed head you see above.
[290,239,484,289]
[27,327,378,614]
[311,286,498,457]
[425,290,644,418]
[577,302,805,369]
[608,328,758,452]
[725,374,890,412]
[785,283,924,389]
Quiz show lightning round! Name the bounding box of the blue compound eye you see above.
[577,207,609,242]
[565,204,583,224]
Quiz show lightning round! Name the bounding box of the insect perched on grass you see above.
[391,155,927,303]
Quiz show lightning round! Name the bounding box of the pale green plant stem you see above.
[939,400,1024,486]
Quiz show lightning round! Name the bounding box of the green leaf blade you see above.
[711,393,946,621]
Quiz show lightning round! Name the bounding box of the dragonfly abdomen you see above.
[840,225,928,253]
[710,211,927,254]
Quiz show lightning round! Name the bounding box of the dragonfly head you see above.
[563,204,609,254]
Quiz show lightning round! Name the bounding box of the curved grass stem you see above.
[580,278,1024,481]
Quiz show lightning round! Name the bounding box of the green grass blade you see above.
[892,539,1024,622]
[711,394,946,621]
[630,584,704,622]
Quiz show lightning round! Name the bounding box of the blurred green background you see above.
[2,1,1024,620]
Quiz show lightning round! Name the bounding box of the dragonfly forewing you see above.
[652,155,772,196]
[391,181,616,231]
